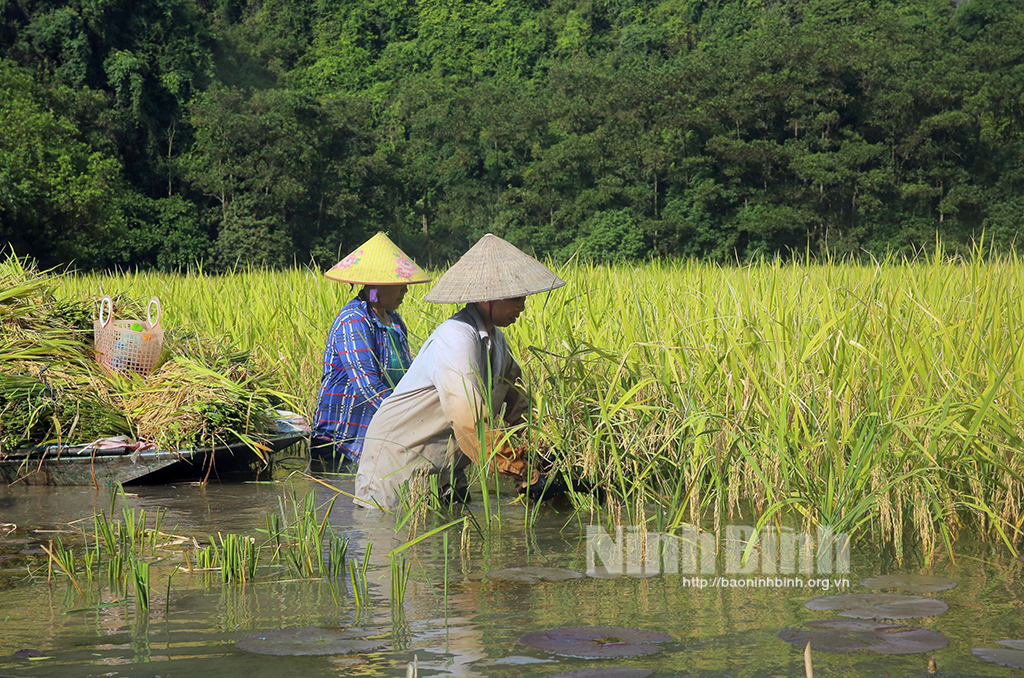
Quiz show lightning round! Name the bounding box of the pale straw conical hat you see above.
[423,234,566,304]
[325,232,431,285]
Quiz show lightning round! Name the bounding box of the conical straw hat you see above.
[325,232,431,285]
[423,234,566,304]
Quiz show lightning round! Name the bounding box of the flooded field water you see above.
[1,477,1022,678]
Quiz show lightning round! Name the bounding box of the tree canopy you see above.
[1,0,1022,269]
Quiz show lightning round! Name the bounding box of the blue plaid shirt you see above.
[314,298,412,461]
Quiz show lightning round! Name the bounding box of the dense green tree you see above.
[0,59,127,266]
[2,0,1022,268]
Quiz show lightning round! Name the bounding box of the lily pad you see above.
[520,626,673,659]
[778,620,948,655]
[544,670,653,678]
[805,593,948,619]
[972,640,1024,669]
[236,626,386,656]
[859,574,957,594]
[486,567,585,583]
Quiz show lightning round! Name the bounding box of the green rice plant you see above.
[215,533,259,584]
[348,558,366,609]
[195,542,220,571]
[81,549,97,585]
[345,542,373,609]
[41,537,81,594]
[193,533,259,583]
[264,512,283,551]
[390,556,410,607]
[130,558,150,611]
[149,509,165,549]
[326,535,348,580]
[271,492,339,578]
[165,565,179,616]
[105,553,128,591]
[94,511,119,556]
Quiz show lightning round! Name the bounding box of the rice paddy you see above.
[7,248,1024,677]
[56,249,1024,559]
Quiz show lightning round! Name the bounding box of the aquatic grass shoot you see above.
[390,556,410,607]
[130,558,150,611]
[42,537,82,594]
[347,542,372,609]
[201,533,260,584]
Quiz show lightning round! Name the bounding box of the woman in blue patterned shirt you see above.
[313,233,431,469]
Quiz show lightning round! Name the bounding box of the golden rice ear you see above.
[423,233,566,304]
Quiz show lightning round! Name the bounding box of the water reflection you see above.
[0,477,1022,677]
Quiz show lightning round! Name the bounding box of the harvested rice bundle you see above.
[0,257,129,452]
[2,254,291,456]
[119,347,284,456]
[1,257,92,338]
[0,362,130,452]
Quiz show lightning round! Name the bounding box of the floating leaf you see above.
[972,640,1024,669]
[520,626,673,659]
[778,620,948,654]
[805,593,948,619]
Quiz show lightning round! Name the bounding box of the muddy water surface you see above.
[1,478,1022,678]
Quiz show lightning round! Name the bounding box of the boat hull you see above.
[0,435,307,487]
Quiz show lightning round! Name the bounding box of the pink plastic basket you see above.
[94,296,164,377]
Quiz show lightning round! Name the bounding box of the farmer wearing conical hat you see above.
[313,233,431,467]
[355,234,566,510]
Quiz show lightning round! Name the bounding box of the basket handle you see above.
[147,297,162,328]
[98,296,113,328]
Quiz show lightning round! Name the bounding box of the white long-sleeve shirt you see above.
[354,305,527,510]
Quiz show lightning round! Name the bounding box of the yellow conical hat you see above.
[325,232,431,285]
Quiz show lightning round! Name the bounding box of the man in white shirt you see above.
[354,234,566,511]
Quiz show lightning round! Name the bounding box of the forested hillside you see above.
[1,0,1021,269]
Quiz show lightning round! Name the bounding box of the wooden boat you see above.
[0,433,308,487]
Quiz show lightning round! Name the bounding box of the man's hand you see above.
[521,473,570,502]
[494,444,539,484]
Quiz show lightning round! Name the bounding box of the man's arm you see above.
[499,353,529,426]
